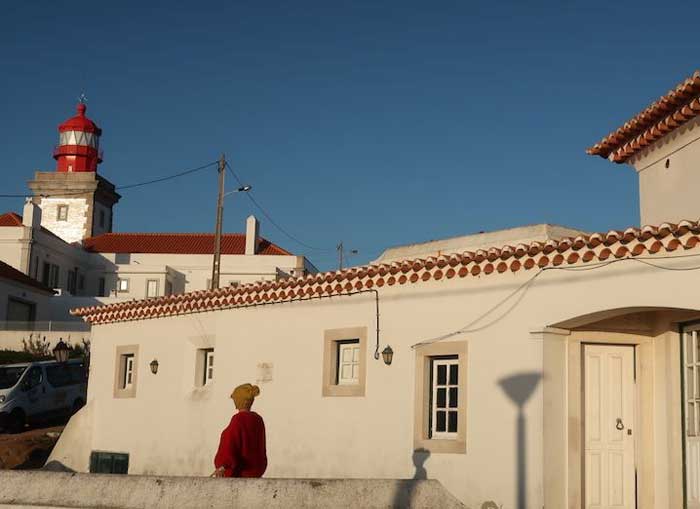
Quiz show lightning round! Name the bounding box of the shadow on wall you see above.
[391,448,430,508]
[498,372,541,509]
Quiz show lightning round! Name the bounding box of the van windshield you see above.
[0,366,27,390]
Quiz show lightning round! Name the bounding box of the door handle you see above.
[616,418,624,430]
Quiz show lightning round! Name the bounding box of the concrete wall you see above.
[631,116,700,225]
[55,250,700,508]
[0,471,464,509]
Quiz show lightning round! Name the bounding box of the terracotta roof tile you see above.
[0,261,54,294]
[0,212,23,227]
[71,219,700,326]
[588,71,700,163]
[82,233,292,256]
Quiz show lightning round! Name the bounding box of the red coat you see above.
[214,410,267,478]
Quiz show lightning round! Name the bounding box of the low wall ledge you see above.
[0,471,465,509]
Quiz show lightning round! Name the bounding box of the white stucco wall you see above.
[38,197,90,245]
[56,249,700,508]
[631,116,700,226]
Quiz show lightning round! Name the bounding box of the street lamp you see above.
[224,185,252,198]
[53,339,70,363]
[150,359,159,375]
[381,346,394,365]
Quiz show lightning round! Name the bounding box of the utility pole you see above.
[337,242,344,271]
[211,154,226,290]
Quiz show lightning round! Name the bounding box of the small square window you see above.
[146,279,159,298]
[322,327,367,397]
[122,354,134,389]
[57,205,69,221]
[117,278,129,292]
[430,357,459,439]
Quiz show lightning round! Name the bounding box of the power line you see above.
[0,161,218,198]
[224,161,336,253]
[412,251,700,348]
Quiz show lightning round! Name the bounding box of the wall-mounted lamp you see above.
[53,339,70,363]
[150,359,159,375]
[381,346,394,366]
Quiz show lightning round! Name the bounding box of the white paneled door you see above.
[584,345,636,509]
[683,327,700,508]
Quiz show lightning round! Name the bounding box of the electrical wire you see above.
[0,161,218,198]
[412,251,700,348]
[224,161,336,253]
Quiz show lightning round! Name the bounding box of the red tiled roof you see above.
[82,233,292,256]
[0,212,23,227]
[0,260,54,294]
[587,71,700,163]
[72,219,700,325]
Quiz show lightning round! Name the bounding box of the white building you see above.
[51,71,700,509]
[0,104,315,349]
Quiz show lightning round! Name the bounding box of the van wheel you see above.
[7,409,25,434]
[72,398,85,414]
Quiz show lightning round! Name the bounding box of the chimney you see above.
[22,199,42,228]
[245,215,260,255]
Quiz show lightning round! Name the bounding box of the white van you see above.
[0,359,87,432]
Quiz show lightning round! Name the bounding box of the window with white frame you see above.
[430,357,459,439]
[146,279,159,298]
[336,340,360,385]
[57,205,69,221]
[117,278,129,292]
[203,349,214,386]
[121,354,135,389]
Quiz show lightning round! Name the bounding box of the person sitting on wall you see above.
[212,383,267,478]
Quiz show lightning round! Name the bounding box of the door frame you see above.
[581,342,638,509]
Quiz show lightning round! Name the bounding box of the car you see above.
[0,359,87,433]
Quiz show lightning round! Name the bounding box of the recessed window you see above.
[57,205,69,221]
[117,278,129,292]
[98,277,106,297]
[414,341,467,454]
[146,279,159,298]
[113,346,138,399]
[99,210,106,228]
[322,327,367,397]
[336,340,360,385]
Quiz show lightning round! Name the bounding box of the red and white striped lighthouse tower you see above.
[53,102,103,173]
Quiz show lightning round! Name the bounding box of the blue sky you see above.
[1,1,697,270]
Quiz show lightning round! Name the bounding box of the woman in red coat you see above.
[212,383,267,478]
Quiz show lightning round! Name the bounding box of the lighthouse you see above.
[28,102,120,244]
[53,102,103,173]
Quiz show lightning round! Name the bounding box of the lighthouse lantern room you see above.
[53,102,103,173]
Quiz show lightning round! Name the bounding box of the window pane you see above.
[352,364,358,379]
[352,347,360,362]
[448,411,458,433]
[343,348,352,362]
[436,388,446,408]
[688,333,694,364]
[449,387,458,408]
[689,402,696,437]
[436,411,446,432]
[689,367,696,400]
[449,364,458,385]
[696,331,700,365]
[342,365,352,379]
[437,364,447,385]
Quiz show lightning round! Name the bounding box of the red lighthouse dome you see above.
[53,103,103,172]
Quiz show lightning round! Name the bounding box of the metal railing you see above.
[0,321,91,332]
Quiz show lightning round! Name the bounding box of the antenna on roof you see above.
[78,93,88,104]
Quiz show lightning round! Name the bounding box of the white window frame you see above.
[337,340,360,385]
[430,357,459,440]
[117,278,130,293]
[146,279,159,298]
[57,204,69,221]
[203,349,214,386]
[122,354,135,389]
